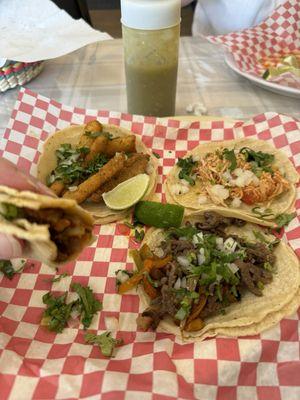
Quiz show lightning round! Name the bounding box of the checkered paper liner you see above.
[0,88,300,400]
[206,0,300,90]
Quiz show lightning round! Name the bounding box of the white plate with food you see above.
[225,51,300,99]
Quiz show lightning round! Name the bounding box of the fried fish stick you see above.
[78,120,103,148]
[49,180,65,196]
[104,135,136,157]
[89,153,150,202]
[84,135,109,164]
[62,153,125,204]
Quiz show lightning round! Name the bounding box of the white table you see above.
[1,37,299,134]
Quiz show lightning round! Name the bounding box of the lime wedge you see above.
[102,174,150,210]
[134,201,184,228]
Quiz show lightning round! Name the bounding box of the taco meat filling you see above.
[116,212,279,333]
[46,120,150,204]
[172,147,290,207]
[0,203,92,262]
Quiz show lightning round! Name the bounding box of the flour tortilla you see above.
[138,213,300,341]
[165,138,299,227]
[37,124,159,224]
[0,185,95,267]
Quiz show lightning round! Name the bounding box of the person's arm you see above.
[0,158,54,259]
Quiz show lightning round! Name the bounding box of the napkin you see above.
[0,0,111,68]
[206,0,300,89]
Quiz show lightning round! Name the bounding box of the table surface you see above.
[1,36,300,134]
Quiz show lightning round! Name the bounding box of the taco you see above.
[37,120,158,224]
[0,186,95,267]
[117,211,300,341]
[165,138,299,227]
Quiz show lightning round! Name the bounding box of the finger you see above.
[0,233,24,259]
[0,158,55,196]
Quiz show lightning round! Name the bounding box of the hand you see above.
[0,158,54,259]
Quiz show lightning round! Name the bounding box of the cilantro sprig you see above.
[85,332,123,357]
[0,259,26,280]
[71,283,103,329]
[240,147,274,175]
[222,149,237,172]
[177,156,197,185]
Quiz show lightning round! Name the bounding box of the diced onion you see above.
[171,184,190,195]
[231,198,241,208]
[210,185,230,200]
[68,186,78,192]
[192,232,203,245]
[177,256,190,268]
[223,237,237,253]
[216,237,224,250]
[174,277,181,290]
[181,277,187,288]
[197,253,205,265]
[228,263,239,274]
[198,195,208,205]
[116,270,130,283]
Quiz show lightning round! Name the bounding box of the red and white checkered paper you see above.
[0,88,299,400]
[207,0,300,90]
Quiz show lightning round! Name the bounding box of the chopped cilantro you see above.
[85,332,123,357]
[134,229,145,243]
[177,156,197,185]
[42,283,102,333]
[41,292,74,333]
[48,144,108,186]
[71,283,102,329]
[85,131,113,140]
[222,149,237,172]
[0,259,26,279]
[240,147,274,175]
[275,213,296,229]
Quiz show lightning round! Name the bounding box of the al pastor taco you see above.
[37,120,158,224]
[117,211,300,341]
[0,186,94,267]
[165,138,299,227]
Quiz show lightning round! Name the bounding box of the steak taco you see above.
[37,120,158,224]
[0,186,95,267]
[117,211,300,341]
[165,138,299,227]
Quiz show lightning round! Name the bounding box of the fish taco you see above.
[0,186,95,267]
[37,120,158,224]
[117,211,300,341]
[165,138,299,227]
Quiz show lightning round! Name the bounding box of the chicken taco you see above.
[117,211,300,341]
[37,120,158,224]
[165,138,299,227]
[0,186,95,267]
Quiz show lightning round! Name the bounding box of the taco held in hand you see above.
[117,211,300,341]
[0,186,94,267]
[37,120,158,224]
[165,138,299,226]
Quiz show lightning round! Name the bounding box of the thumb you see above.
[0,233,24,259]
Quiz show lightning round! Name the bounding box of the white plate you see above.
[225,52,300,99]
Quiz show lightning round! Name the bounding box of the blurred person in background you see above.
[181,0,285,36]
